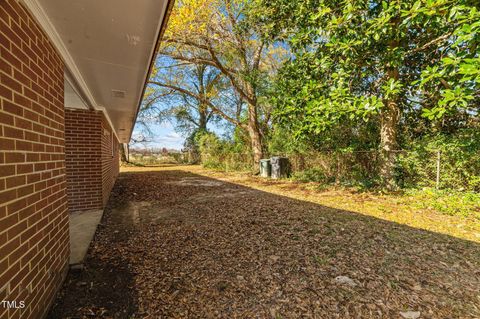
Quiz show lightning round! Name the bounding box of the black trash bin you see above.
[260,159,271,177]
[270,156,289,179]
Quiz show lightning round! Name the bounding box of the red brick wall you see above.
[65,108,119,212]
[0,1,69,318]
[64,109,103,211]
[100,114,119,206]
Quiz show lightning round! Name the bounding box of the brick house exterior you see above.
[0,0,172,318]
[0,2,69,318]
[100,113,119,208]
[65,109,119,212]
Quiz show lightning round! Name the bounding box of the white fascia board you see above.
[21,0,119,142]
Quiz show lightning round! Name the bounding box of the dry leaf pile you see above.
[49,168,480,318]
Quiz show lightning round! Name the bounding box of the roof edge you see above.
[128,0,176,143]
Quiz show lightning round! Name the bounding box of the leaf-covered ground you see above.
[49,165,480,318]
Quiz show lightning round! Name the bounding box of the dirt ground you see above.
[48,165,480,318]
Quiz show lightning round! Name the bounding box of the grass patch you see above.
[403,188,480,220]
[291,168,479,220]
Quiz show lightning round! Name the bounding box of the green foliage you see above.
[164,0,480,194]
[248,0,479,146]
[196,131,254,171]
[267,125,311,154]
[158,0,289,163]
[292,168,329,183]
[143,63,224,141]
[197,132,228,169]
[287,151,381,188]
[404,188,480,219]
[417,6,480,120]
[183,128,209,163]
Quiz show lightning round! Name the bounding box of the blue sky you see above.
[131,121,185,150]
[131,118,229,150]
[131,56,234,150]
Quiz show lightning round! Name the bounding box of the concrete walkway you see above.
[69,209,103,265]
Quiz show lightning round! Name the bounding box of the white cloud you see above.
[165,132,181,139]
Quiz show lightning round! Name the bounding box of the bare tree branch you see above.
[407,32,453,55]
[149,81,245,127]
[204,34,256,106]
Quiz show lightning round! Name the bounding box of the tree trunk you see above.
[198,103,208,132]
[249,125,263,171]
[246,102,263,172]
[380,68,400,190]
[120,143,129,163]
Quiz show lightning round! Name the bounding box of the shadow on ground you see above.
[48,169,480,318]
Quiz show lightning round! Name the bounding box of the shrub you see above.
[292,168,328,183]
[197,132,228,169]
[405,188,480,220]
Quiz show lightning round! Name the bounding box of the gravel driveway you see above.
[48,166,480,318]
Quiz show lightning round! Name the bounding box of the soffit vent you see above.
[112,90,126,98]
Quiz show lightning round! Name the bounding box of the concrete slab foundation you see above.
[69,209,104,265]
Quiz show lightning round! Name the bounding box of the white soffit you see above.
[64,72,88,110]
[64,79,88,110]
[22,0,170,143]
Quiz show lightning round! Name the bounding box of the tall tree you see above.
[158,0,286,168]
[142,62,227,137]
[249,0,480,189]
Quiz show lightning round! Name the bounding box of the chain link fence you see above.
[198,150,480,192]
[396,149,479,191]
[127,146,478,192]
[200,152,254,171]
[129,151,189,165]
